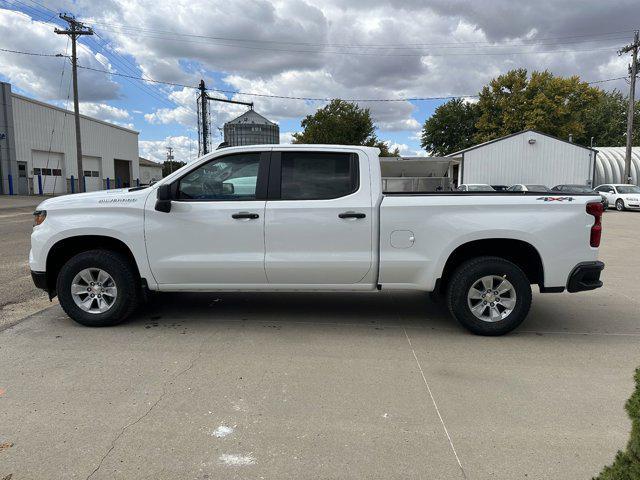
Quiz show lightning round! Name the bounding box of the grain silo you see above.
[223,109,279,147]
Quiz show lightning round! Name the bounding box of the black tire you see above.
[616,199,626,211]
[446,256,532,336]
[56,249,139,327]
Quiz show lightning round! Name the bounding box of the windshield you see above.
[563,185,593,193]
[617,185,640,194]
[526,185,550,191]
[467,185,495,191]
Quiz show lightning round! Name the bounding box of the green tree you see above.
[593,367,640,480]
[420,98,480,155]
[474,69,602,145]
[377,141,401,157]
[293,99,397,154]
[585,90,640,147]
[162,160,186,177]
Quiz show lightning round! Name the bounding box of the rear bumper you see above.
[567,261,604,293]
[31,270,48,290]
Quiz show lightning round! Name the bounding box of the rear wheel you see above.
[616,199,626,211]
[446,256,532,336]
[56,249,139,327]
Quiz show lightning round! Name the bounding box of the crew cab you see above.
[30,145,605,335]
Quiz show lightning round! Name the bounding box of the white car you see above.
[507,184,551,192]
[30,144,605,336]
[594,184,640,211]
[457,184,495,191]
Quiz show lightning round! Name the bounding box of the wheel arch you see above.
[46,235,141,297]
[436,238,544,294]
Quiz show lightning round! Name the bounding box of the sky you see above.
[0,0,636,163]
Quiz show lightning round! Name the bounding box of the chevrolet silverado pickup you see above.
[30,145,605,335]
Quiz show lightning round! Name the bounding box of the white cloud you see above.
[280,131,295,144]
[2,0,634,145]
[139,135,198,163]
[0,9,120,101]
[80,102,130,120]
[382,141,428,157]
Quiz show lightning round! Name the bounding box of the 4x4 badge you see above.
[536,196,574,202]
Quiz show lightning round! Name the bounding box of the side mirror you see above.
[222,182,235,195]
[155,184,173,213]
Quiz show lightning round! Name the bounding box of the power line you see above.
[1,46,629,100]
[90,32,175,108]
[69,30,625,57]
[587,76,629,84]
[77,38,174,109]
[0,46,65,57]
[83,20,636,49]
[22,0,56,15]
[0,40,631,105]
[1,0,634,55]
[74,63,631,102]
[0,2,629,57]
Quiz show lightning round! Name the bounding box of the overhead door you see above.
[32,150,66,195]
[114,159,131,188]
[82,156,103,192]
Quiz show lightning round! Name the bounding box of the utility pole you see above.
[55,14,93,193]
[197,79,253,156]
[198,80,209,156]
[166,146,174,174]
[618,30,639,184]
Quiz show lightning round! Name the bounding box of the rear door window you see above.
[279,152,358,200]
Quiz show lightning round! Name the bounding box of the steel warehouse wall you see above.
[594,147,640,185]
[460,131,594,186]
[139,164,163,184]
[11,94,139,191]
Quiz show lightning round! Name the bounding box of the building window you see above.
[92,171,99,177]
[42,168,52,175]
[52,169,62,176]
[33,168,41,175]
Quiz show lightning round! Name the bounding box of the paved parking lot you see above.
[0,196,51,331]
[0,208,639,479]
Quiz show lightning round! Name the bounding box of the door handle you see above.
[232,212,259,219]
[338,211,366,219]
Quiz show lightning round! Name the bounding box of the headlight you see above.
[33,210,47,226]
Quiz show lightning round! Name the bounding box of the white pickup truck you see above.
[30,145,605,335]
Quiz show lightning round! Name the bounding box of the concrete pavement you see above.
[0,196,53,330]
[0,210,638,479]
[0,195,44,210]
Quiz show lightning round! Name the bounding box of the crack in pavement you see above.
[85,335,210,480]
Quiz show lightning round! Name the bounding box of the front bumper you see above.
[567,261,604,293]
[31,270,48,290]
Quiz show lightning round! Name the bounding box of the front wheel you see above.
[616,199,626,211]
[446,256,532,336]
[56,249,139,327]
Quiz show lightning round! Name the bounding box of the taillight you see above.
[586,202,603,247]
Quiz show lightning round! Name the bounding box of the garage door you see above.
[82,156,103,192]
[32,150,66,195]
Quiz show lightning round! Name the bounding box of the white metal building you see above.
[138,157,163,185]
[594,147,640,185]
[448,130,597,187]
[1,82,139,195]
